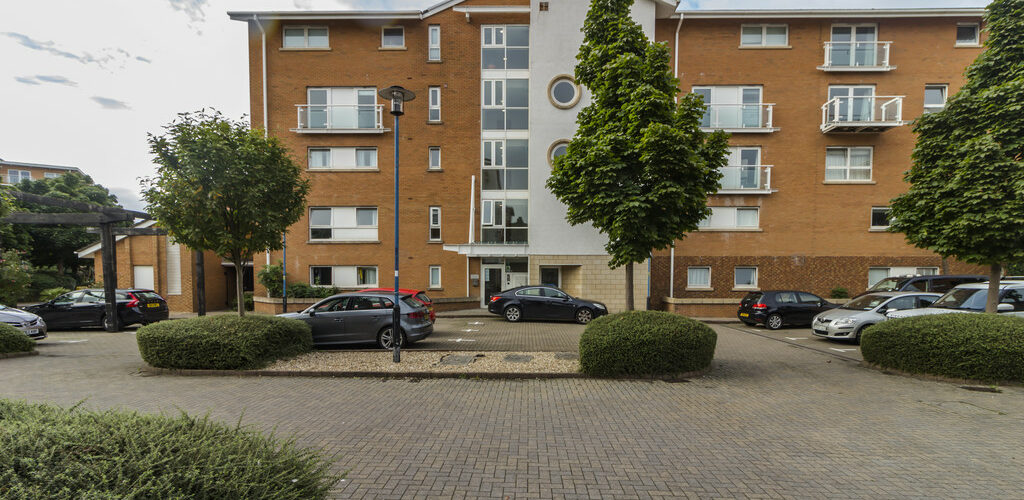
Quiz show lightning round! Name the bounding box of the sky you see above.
[0,0,987,211]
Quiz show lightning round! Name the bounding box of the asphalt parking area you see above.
[722,322,864,362]
[411,316,584,352]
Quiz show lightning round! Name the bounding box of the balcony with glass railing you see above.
[293,104,386,133]
[818,41,895,71]
[700,104,777,133]
[820,96,904,133]
[716,165,773,194]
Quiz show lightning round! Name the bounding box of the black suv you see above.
[861,274,986,296]
[737,290,837,330]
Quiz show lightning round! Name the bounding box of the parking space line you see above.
[829,348,857,353]
[785,337,808,340]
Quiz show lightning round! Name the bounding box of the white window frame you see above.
[687,266,712,289]
[734,267,758,289]
[429,266,442,289]
[740,24,788,47]
[428,86,441,122]
[282,26,329,49]
[310,266,335,287]
[428,25,441,61]
[309,207,378,242]
[955,23,980,46]
[381,26,405,48]
[357,266,378,286]
[923,84,948,114]
[825,146,873,182]
[482,80,504,108]
[698,207,760,230]
[429,207,441,241]
[481,200,503,227]
[428,147,441,170]
[308,147,378,170]
[870,207,892,230]
[44,172,60,179]
[7,170,31,183]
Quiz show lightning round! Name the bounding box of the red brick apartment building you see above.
[221,1,986,316]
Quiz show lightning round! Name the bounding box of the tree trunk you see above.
[234,259,246,317]
[625,262,634,311]
[194,250,206,316]
[986,262,1001,313]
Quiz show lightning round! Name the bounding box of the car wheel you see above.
[765,313,784,330]
[575,308,593,325]
[504,305,522,322]
[854,324,873,344]
[376,327,405,350]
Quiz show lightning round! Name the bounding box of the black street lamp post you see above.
[379,85,415,363]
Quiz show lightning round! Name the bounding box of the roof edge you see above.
[0,160,82,172]
[674,8,986,19]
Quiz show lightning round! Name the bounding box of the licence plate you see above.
[27,329,38,335]
[147,303,160,308]
[739,313,749,317]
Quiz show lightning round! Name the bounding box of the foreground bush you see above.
[0,324,34,354]
[861,314,1024,382]
[579,311,717,377]
[137,315,312,370]
[0,399,338,499]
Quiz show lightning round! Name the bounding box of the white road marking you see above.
[460,329,479,333]
[830,348,857,352]
[449,338,477,343]
[48,339,88,344]
[785,337,808,340]
[467,321,484,325]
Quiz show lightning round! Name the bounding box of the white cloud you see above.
[91,96,131,110]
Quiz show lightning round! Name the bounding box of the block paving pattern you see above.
[3,326,1024,498]
[413,317,584,352]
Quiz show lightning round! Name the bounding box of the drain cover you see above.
[554,352,579,360]
[439,354,475,366]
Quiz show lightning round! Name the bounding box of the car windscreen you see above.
[930,288,986,310]
[867,277,908,292]
[134,291,163,301]
[841,294,888,311]
[415,292,431,304]
[402,297,422,309]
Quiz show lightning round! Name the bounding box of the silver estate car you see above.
[886,281,1024,320]
[0,304,47,340]
[279,292,433,349]
[811,292,940,342]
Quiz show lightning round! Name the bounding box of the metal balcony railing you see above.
[717,165,773,193]
[700,103,776,132]
[820,96,904,133]
[819,41,895,71]
[294,104,385,133]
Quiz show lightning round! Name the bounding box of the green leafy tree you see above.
[546,0,729,310]
[142,110,310,315]
[0,250,33,305]
[889,0,1024,313]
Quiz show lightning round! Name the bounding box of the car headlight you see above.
[594,303,606,310]
[832,318,856,327]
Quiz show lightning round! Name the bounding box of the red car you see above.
[362,288,435,322]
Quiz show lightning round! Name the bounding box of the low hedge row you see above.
[0,399,338,498]
[0,324,34,354]
[579,311,717,377]
[136,315,312,370]
[861,314,1024,383]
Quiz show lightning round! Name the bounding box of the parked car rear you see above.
[23,289,169,330]
[361,288,435,322]
[737,290,837,330]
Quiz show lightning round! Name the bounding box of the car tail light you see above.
[126,293,139,308]
[489,296,501,303]
[752,303,767,309]
[408,310,425,320]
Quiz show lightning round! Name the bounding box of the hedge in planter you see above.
[579,311,717,377]
[0,399,338,499]
[861,314,1024,382]
[136,315,312,370]
[0,324,34,354]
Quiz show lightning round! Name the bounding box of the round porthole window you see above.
[548,75,580,109]
[548,140,570,166]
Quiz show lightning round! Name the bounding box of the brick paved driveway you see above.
[413,317,583,352]
[4,326,1024,498]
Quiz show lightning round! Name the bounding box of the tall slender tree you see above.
[143,110,310,315]
[889,0,1024,313]
[547,0,729,310]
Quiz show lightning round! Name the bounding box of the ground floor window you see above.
[429,266,441,288]
[540,267,560,288]
[688,266,711,288]
[868,266,939,288]
[310,265,379,287]
[734,266,758,288]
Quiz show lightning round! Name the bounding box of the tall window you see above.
[825,147,872,181]
[310,266,378,287]
[734,267,758,289]
[740,24,787,47]
[428,87,441,122]
[829,25,878,67]
[381,26,404,48]
[482,139,528,190]
[429,207,441,241]
[428,147,441,170]
[428,25,441,61]
[870,207,891,229]
[482,25,529,70]
[827,85,875,123]
[481,199,528,243]
[304,87,377,130]
[692,86,763,129]
[698,207,759,230]
[308,147,377,170]
[429,266,441,288]
[924,85,947,114]
[283,26,328,48]
[956,23,979,46]
[687,267,711,288]
[309,207,378,241]
[721,147,762,190]
[482,79,527,130]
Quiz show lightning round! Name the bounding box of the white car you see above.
[0,304,47,340]
[886,281,1024,320]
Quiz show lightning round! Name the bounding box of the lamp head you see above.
[378,85,416,116]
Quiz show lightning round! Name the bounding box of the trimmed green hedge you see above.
[579,311,717,377]
[0,324,34,354]
[861,314,1024,382]
[136,315,312,370]
[0,399,338,498]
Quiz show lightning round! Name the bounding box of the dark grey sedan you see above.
[279,292,433,349]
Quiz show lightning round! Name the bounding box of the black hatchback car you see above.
[24,289,169,330]
[488,286,607,324]
[737,290,837,330]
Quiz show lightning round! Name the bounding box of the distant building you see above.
[0,157,83,184]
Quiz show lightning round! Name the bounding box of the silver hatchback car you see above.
[811,292,940,342]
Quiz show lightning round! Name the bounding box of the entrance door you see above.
[482,265,503,305]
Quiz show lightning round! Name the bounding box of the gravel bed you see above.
[267,350,580,374]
